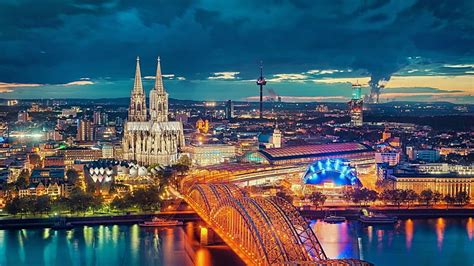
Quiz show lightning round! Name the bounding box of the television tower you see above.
[256,61,267,119]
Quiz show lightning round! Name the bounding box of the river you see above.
[0,218,472,266]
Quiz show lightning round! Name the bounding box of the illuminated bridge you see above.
[183,183,371,266]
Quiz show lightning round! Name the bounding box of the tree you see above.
[65,169,80,186]
[132,186,162,212]
[380,189,405,208]
[35,195,52,214]
[110,195,133,212]
[177,155,192,167]
[68,188,94,214]
[375,178,394,191]
[309,191,327,209]
[4,197,23,215]
[90,195,104,213]
[15,169,30,189]
[444,195,456,207]
[52,197,71,214]
[433,191,443,205]
[366,189,379,204]
[29,153,42,167]
[404,189,419,208]
[343,188,378,206]
[419,189,433,205]
[454,191,470,205]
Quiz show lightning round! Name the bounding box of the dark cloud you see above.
[0,0,472,86]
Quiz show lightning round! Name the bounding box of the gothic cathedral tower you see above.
[122,56,185,166]
[149,57,169,122]
[128,57,147,122]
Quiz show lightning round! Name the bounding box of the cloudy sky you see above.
[0,0,473,103]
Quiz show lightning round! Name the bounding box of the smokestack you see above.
[368,77,388,104]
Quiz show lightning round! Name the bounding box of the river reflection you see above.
[0,222,243,266]
[312,217,474,266]
[1,218,473,266]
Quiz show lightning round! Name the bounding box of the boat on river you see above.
[139,217,183,227]
[323,215,346,223]
[359,209,398,225]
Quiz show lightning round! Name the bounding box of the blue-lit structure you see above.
[303,159,361,187]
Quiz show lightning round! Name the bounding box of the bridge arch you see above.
[184,184,330,265]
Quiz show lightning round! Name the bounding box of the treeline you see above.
[341,188,471,207]
[110,186,161,212]
[4,188,103,216]
[3,186,163,216]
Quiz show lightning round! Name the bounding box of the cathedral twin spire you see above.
[128,56,169,122]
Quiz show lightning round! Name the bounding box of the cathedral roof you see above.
[125,121,183,132]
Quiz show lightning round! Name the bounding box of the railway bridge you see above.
[183,183,371,266]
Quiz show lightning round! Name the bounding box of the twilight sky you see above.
[0,0,473,103]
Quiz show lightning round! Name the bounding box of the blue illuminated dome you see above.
[303,159,361,187]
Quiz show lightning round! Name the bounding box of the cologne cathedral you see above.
[122,57,184,166]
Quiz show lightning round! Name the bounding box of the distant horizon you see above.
[1,77,473,104]
[1,1,472,104]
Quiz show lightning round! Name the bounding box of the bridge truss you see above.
[184,183,329,265]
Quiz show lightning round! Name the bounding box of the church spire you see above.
[149,56,169,122]
[154,57,165,93]
[133,56,144,95]
[128,56,147,122]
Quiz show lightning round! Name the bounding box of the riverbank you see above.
[0,211,200,229]
[1,207,473,229]
[301,207,474,219]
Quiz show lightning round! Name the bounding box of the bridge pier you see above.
[199,226,221,246]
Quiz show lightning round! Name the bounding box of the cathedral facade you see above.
[122,57,184,166]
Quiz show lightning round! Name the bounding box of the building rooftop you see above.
[259,142,373,161]
[303,159,362,186]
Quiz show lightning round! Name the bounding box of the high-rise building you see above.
[122,57,185,166]
[17,110,29,123]
[93,110,108,125]
[225,100,234,120]
[115,117,123,127]
[348,83,363,126]
[76,119,94,141]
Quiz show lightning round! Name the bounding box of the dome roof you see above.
[138,166,148,176]
[303,159,361,186]
[129,167,138,178]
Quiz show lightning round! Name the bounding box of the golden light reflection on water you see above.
[66,229,73,241]
[467,217,473,240]
[367,226,373,244]
[130,224,140,257]
[43,228,50,240]
[98,225,104,247]
[195,247,212,266]
[376,229,384,252]
[436,218,445,250]
[84,226,93,246]
[112,225,119,244]
[405,219,414,250]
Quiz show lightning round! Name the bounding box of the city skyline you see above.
[0,0,473,103]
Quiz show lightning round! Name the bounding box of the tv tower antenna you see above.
[256,61,267,119]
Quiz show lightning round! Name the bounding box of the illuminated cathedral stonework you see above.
[122,57,184,166]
